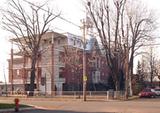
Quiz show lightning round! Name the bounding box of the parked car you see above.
[153,88,160,96]
[139,88,156,98]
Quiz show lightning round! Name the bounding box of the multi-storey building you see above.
[7,32,110,95]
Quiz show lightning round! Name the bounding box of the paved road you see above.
[0,97,160,113]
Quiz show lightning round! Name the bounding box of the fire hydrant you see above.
[14,98,19,112]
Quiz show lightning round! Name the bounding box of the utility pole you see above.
[82,19,87,101]
[23,55,26,94]
[45,73,47,96]
[82,2,93,101]
[51,32,55,96]
[3,65,8,96]
[11,41,14,95]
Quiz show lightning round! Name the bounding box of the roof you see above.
[153,76,160,82]
[85,36,102,55]
[10,31,67,43]
[85,36,96,51]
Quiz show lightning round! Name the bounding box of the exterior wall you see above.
[86,52,110,91]
[8,32,110,94]
[37,32,66,94]
[66,33,83,49]
[8,56,41,92]
[8,58,24,83]
[61,36,110,91]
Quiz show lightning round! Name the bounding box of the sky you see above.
[0,0,160,82]
[0,0,84,82]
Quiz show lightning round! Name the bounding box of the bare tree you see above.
[141,47,157,86]
[62,46,83,90]
[86,0,128,92]
[86,0,156,97]
[132,60,145,95]
[2,0,60,96]
[126,0,156,95]
[63,46,83,72]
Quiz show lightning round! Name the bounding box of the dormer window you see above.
[74,40,76,45]
[58,39,60,44]
[49,40,52,44]
[70,38,73,41]
[43,39,47,43]
[79,41,82,47]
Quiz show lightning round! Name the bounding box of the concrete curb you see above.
[0,107,34,113]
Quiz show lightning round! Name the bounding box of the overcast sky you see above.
[0,0,160,82]
[0,0,84,82]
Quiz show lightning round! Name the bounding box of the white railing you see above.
[0,90,126,100]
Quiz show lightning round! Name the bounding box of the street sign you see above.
[83,75,87,82]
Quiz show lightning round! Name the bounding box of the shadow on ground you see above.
[13,109,116,113]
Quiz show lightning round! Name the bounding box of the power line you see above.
[23,0,81,28]
[141,43,160,46]
[9,0,160,49]
[12,42,160,57]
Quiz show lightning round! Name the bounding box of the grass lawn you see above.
[0,103,30,109]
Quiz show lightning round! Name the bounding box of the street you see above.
[0,97,160,113]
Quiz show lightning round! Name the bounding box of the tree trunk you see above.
[129,49,134,96]
[115,81,120,91]
[129,59,133,96]
[114,80,120,99]
[151,70,153,87]
[129,75,133,96]
[29,57,37,96]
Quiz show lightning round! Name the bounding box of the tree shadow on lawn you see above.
[18,109,117,113]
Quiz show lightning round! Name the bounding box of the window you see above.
[59,51,64,62]
[74,40,76,45]
[59,72,63,78]
[79,41,82,47]
[93,62,96,67]
[77,40,80,47]
[57,39,60,44]
[92,71,100,83]
[96,58,99,68]
[155,89,160,91]
[17,69,20,76]
[70,38,73,43]
[28,71,31,79]
[96,58,101,68]
[41,77,46,86]
[43,39,47,43]
[92,71,95,82]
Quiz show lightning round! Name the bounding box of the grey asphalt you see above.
[0,97,160,113]
[13,109,113,113]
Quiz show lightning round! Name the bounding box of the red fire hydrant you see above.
[14,98,19,112]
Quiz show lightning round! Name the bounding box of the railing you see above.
[0,90,126,100]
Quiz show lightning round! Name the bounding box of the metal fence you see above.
[0,90,126,100]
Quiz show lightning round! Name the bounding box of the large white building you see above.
[6,32,85,95]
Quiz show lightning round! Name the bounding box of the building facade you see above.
[8,32,110,95]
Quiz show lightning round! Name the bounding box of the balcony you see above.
[54,78,65,83]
